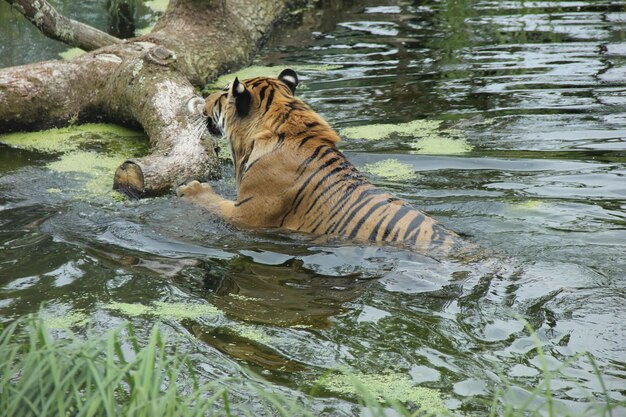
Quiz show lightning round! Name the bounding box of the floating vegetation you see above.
[105,301,221,320]
[362,159,416,181]
[230,324,273,345]
[44,311,89,329]
[320,371,447,415]
[0,123,148,198]
[340,119,472,155]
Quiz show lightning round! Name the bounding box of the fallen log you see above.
[0,0,301,197]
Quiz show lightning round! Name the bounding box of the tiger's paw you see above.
[177,180,213,198]
[177,180,222,208]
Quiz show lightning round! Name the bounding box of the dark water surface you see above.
[1,0,625,415]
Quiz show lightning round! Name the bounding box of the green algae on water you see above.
[0,123,148,197]
[362,159,416,181]
[0,123,145,154]
[341,119,472,155]
[411,136,472,155]
[230,324,273,344]
[44,311,89,329]
[105,301,220,319]
[321,371,447,415]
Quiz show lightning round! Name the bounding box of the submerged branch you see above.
[5,0,122,51]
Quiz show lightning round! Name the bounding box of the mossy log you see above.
[0,0,300,197]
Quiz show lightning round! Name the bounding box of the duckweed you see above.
[341,119,472,155]
[0,123,148,197]
[105,301,220,319]
[362,159,416,181]
[321,371,447,415]
[44,311,89,329]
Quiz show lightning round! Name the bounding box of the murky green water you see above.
[1,0,625,415]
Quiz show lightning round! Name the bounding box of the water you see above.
[1,0,625,415]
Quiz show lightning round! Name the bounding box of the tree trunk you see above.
[0,0,301,197]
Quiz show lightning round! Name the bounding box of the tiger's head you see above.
[204,68,299,142]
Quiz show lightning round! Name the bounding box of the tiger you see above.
[177,69,464,254]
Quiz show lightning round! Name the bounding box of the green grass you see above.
[0,315,621,417]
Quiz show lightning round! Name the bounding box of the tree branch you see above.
[0,0,303,197]
[5,0,122,51]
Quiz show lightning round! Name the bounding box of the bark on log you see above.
[5,0,122,51]
[0,0,301,197]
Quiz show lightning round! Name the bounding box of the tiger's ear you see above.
[278,69,298,94]
[231,77,251,117]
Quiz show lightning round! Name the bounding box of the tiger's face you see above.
[203,69,299,154]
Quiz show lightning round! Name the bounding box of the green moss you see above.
[362,159,415,181]
[204,64,342,92]
[341,119,472,155]
[44,311,89,329]
[321,371,447,415]
[58,47,85,60]
[105,301,220,320]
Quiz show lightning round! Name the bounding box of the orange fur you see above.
[178,70,462,253]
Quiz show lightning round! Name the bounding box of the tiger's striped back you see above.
[201,69,462,253]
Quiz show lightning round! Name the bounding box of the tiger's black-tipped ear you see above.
[278,69,298,94]
[231,77,251,117]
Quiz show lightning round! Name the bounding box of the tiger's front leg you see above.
[177,180,236,219]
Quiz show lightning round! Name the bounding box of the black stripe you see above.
[326,188,384,235]
[367,207,391,241]
[333,194,380,235]
[264,89,275,113]
[280,156,341,227]
[305,121,319,128]
[381,206,413,241]
[295,145,326,176]
[276,133,285,147]
[292,162,350,214]
[347,200,389,240]
[312,183,366,234]
[298,135,316,148]
[291,157,341,207]
[402,212,425,241]
[245,158,260,173]
[258,85,269,105]
[298,179,351,229]
[234,196,254,207]
[429,224,446,245]
[303,175,351,217]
